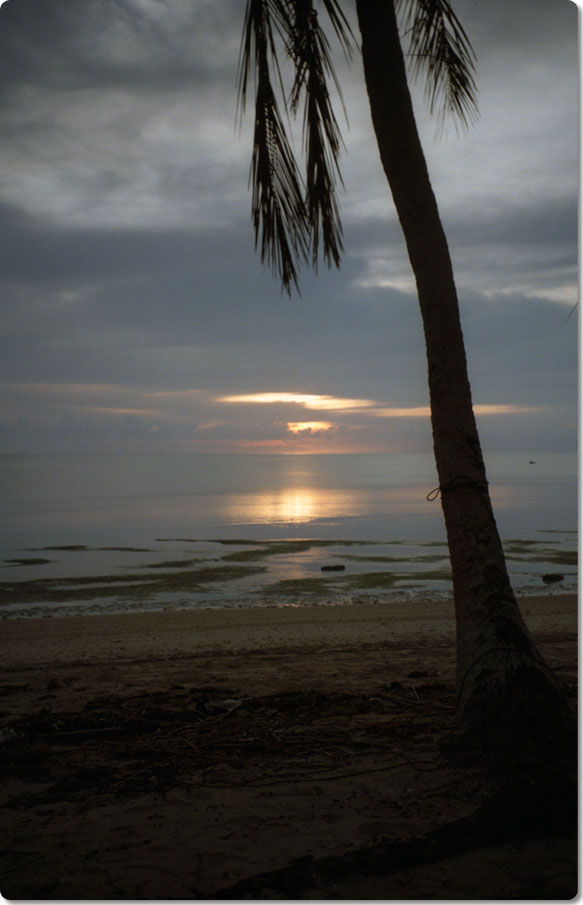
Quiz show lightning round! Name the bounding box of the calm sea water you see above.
[0,452,577,617]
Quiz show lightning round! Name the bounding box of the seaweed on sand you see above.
[503,543,577,567]
[0,564,267,605]
[261,567,452,596]
[1,666,575,900]
[214,538,367,561]
[3,558,52,567]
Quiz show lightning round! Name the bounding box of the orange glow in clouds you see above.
[217,393,539,419]
[217,392,374,411]
[287,421,334,433]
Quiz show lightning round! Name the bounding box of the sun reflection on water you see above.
[222,488,328,525]
[218,484,437,526]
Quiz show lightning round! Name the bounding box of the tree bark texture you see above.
[354,0,570,741]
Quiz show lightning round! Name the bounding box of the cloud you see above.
[0,0,577,457]
[69,405,162,417]
[217,393,376,412]
[217,391,544,420]
[287,422,335,434]
[0,0,248,230]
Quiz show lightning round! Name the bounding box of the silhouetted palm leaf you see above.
[288,1,347,270]
[397,0,478,129]
[238,0,477,292]
[238,0,310,293]
[238,0,354,293]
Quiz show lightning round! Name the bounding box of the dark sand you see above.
[1,593,577,899]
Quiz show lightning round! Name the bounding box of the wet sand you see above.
[2,592,575,667]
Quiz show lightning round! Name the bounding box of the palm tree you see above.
[237,0,573,748]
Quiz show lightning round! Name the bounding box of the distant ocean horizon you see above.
[0,451,577,617]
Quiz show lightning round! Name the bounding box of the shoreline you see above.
[2,592,576,670]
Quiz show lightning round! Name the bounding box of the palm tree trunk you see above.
[354,0,571,743]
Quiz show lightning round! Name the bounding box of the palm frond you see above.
[238,0,355,293]
[396,0,478,130]
[288,0,346,270]
[316,0,355,62]
[238,0,309,293]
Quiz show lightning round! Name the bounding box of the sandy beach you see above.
[1,593,577,899]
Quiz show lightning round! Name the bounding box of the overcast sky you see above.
[0,0,578,456]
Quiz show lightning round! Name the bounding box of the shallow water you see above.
[0,452,577,617]
[0,533,576,619]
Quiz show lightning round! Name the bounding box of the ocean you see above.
[0,452,577,617]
